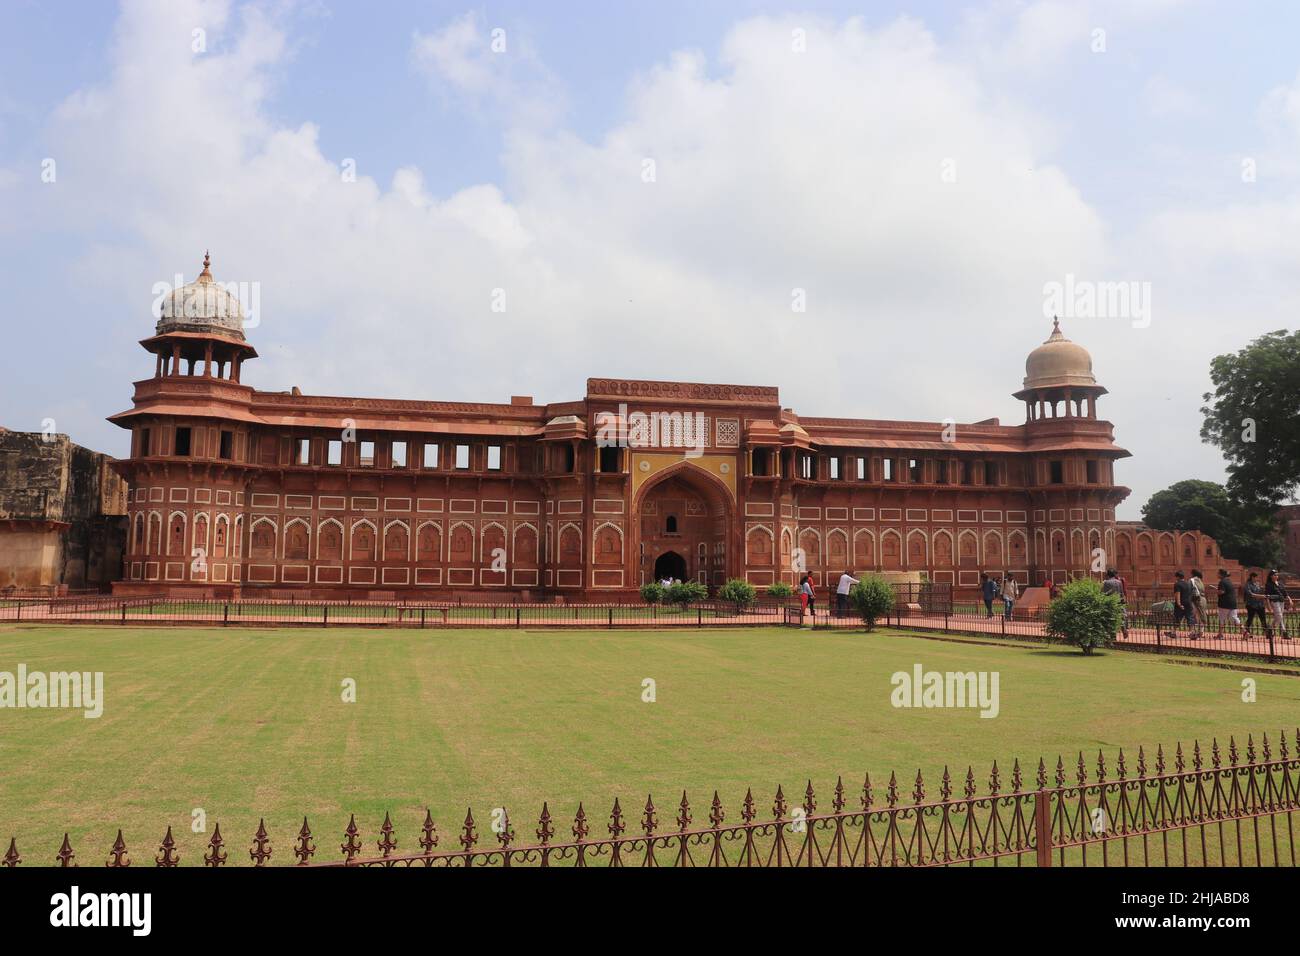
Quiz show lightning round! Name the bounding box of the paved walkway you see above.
[803,609,1299,660]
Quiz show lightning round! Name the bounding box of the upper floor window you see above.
[909,458,923,483]
[359,440,375,468]
[855,456,866,481]
[883,458,895,482]
[423,442,439,469]
[666,515,678,533]
[174,427,192,457]
[487,445,502,471]
[800,455,814,479]
[1086,460,1099,484]
[935,460,949,484]
[455,444,470,470]
[1049,460,1064,484]
[295,438,311,465]
[829,457,840,480]
[983,460,998,485]
[219,430,233,461]
[327,440,342,466]
[139,428,151,457]
[599,445,621,473]
[960,460,974,485]
[391,440,407,468]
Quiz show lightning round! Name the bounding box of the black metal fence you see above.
[6,730,1295,868]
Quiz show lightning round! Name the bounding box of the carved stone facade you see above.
[107,257,1236,600]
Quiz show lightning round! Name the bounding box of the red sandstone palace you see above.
[108,255,1243,600]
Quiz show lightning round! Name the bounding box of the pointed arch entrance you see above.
[633,461,734,588]
[653,550,687,583]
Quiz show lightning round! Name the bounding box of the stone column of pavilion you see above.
[108,252,258,597]
[1013,318,1131,586]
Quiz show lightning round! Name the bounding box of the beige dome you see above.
[156,252,245,339]
[1023,318,1095,389]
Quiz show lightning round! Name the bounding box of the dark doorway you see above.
[653,550,687,583]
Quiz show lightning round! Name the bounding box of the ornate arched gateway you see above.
[633,463,734,587]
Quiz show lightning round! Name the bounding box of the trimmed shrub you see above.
[1044,578,1123,655]
[667,580,708,607]
[640,582,665,605]
[766,582,794,599]
[718,578,757,611]
[850,575,895,631]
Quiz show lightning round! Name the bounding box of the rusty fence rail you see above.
[4,731,1296,868]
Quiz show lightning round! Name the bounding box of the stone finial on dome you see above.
[199,250,212,281]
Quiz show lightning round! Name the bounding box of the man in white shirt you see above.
[835,569,859,618]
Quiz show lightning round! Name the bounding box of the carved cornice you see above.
[251,393,544,419]
[585,379,779,405]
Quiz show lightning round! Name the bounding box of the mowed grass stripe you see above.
[0,624,1295,865]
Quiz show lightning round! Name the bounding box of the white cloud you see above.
[8,0,1293,520]
[411,10,563,127]
[1143,75,1201,118]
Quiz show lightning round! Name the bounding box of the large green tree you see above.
[1200,329,1300,505]
[1140,479,1281,568]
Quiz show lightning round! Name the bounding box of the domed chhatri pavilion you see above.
[107,255,1239,600]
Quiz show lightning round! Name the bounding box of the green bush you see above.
[850,575,895,631]
[667,580,708,607]
[766,581,794,599]
[718,578,757,610]
[1044,578,1123,655]
[639,582,665,605]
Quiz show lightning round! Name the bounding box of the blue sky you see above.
[2,0,1299,518]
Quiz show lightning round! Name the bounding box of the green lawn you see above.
[1,623,1296,865]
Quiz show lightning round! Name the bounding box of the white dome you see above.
[1023,318,1095,389]
[156,252,245,338]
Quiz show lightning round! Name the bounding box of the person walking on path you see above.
[799,574,817,624]
[1244,571,1270,639]
[1101,568,1128,638]
[1171,571,1196,638]
[1266,570,1292,640]
[980,573,1000,617]
[835,569,859,619]
[1001,576,1019,621]
[1214,569,1242,639]
[1189,569,1209,638]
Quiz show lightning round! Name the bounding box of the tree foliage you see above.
[1140,478,1281,568]
[1200,329,1300,506]
[1044,578,1123,655]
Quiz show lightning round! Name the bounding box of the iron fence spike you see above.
[56,833,75,868]
[155,825,179,867]
[107,829,130,868]
[204,823,226,867]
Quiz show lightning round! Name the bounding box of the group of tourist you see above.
[797,570,861,619]
[1165,568,1293,641]
[794,565,1295,640]
[978,572,1021,620]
